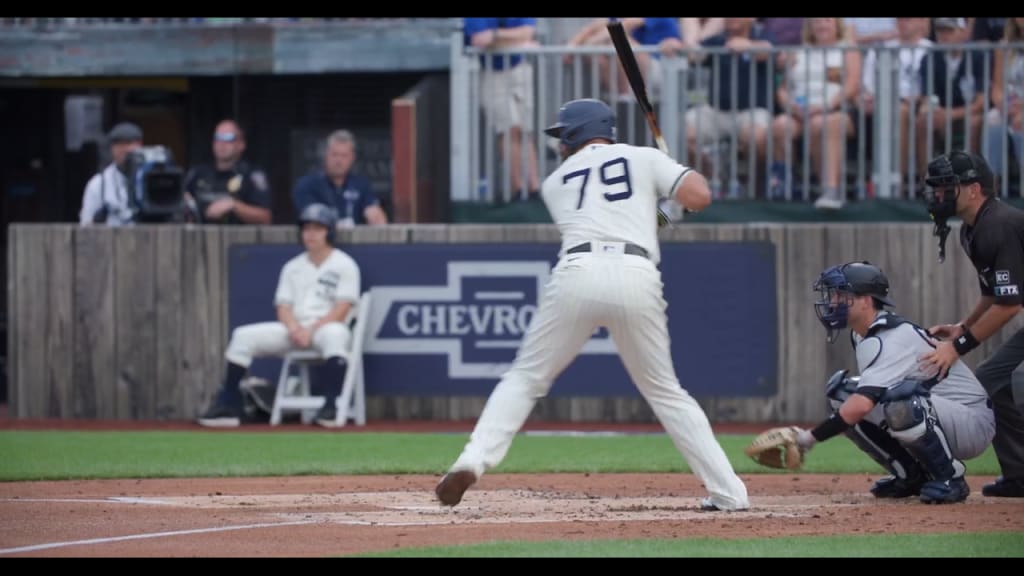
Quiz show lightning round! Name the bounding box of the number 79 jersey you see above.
[541,143,691,266]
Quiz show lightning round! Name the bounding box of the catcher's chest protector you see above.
[851,313,914,350]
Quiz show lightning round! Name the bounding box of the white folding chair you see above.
[269,291,371,427]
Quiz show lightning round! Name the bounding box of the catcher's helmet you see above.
[298,202,338,244]
[813,261,894,343]
[544,98,616,151]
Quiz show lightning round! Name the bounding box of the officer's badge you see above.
[227,174,242,194]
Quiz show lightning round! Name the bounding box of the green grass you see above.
[0,430,1003,481]
[356,532,1024,557]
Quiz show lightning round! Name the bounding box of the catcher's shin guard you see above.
[885,396,966,487]
[845,422,926,489]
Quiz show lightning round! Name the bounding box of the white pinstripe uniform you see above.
[446,142,749,510]
[224,249,360,367]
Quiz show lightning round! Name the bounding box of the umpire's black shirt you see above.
[184,160,271,224]
[961,197,1024,307]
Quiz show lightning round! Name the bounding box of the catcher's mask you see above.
[544,98,617,154]
[814,262,894,343]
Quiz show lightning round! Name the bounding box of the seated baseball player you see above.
[790,261,995,503]
[198,203,361,428]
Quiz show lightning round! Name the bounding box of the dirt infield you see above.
[1,417,1022,556]
[1,473,1022,556]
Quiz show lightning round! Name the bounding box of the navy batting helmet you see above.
[298,203,338,244]
[544,98,616,151]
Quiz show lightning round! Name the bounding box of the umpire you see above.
[921,150,1024,498]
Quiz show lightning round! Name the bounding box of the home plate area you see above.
[160,490,857,526]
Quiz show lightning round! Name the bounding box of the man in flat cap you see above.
[79,122,144,226]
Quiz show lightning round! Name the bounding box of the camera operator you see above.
[78,122,143,226]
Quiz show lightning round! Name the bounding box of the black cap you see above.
[108,122,143,143]
[925,150,994,191]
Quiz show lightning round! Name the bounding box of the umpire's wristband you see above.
[952,329,981,356]
[810,412,851,443]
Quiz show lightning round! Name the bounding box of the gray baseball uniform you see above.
[853,313,995,459]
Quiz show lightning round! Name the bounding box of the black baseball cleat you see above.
[315,404,340,428]
[870,475,925,498]
[699,497,750,512]
[919,477,970,504]
[699,498,721,512]
[197,403,241,428]
[435,470,477,507]
[981,476,1024,498]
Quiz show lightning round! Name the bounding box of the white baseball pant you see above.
[224,322,351,367]
[449,246,750,510]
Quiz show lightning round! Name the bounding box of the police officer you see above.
[184,119,272,224]
[920,150,1024,498]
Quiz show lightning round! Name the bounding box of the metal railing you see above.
[451,38,1024,204]
[0,18,434,30]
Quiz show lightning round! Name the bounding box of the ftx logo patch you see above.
[364,262,617,378]
[996,285,1020,297]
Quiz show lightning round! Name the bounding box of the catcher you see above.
[748,261,994,504]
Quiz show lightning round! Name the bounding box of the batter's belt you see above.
[567,242,649,259]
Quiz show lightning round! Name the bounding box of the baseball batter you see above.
[791,261,995,503]
[435,98,750,512]
[198,203,361,428]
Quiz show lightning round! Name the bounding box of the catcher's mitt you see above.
[744,426,805,470]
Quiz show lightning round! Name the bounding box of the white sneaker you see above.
[814,194,845,211]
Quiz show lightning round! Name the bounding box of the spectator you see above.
[860,18,933,193]
[770,18,861,210]
[759,18,803,47]
[198,203,361,428]
[684,17,775,196]
[183,119,272,224]
[566,18,684,102]
[848,18,899,46]
[970,18,1008,43]
[464,18,542,200]
[986,17,1024,192]
[292,130,388,227]
[915,18,987,179]
[78,122,143,226]
[680,18,724,51]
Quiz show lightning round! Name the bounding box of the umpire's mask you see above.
[924,153,964,223]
